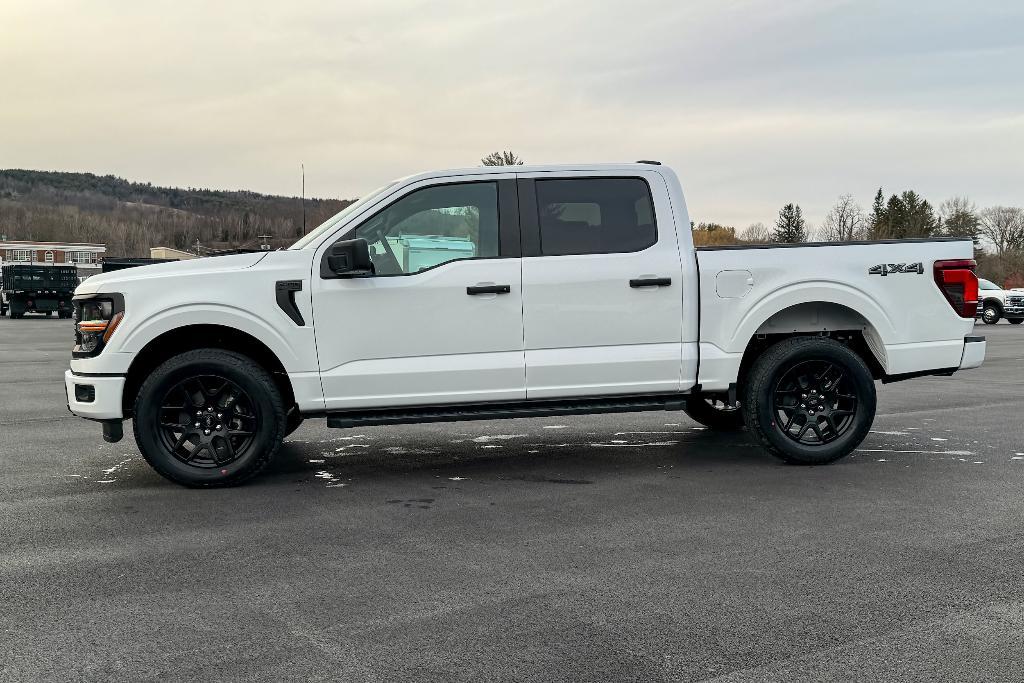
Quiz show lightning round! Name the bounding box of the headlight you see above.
[73,294,124,358]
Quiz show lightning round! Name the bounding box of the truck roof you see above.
[394,162,671,186]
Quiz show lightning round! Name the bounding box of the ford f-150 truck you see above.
[64,163,985,487]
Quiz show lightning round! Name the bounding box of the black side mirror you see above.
[320,238,375,279]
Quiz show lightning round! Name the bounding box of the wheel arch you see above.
[735,300,889,390]
[982,297,1004,314]
[122,324,296,416]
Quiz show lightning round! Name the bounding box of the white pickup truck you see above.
[65,163,986,487]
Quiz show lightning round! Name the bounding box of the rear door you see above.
[517,171,684,398]
[311,174,525,410]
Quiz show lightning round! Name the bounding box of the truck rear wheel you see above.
[1009,319,1023,325]
[133,349,286,487]
[683,396,744,430]
[743,337,876,466]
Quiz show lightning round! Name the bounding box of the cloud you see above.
[1,0,1022,228]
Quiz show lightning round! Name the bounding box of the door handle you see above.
[629,277,671,288]
[466,284,511,295]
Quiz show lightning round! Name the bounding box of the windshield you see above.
[288,181,398,250]
[978,279,999,291]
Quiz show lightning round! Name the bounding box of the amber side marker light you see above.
[77,311,124,342]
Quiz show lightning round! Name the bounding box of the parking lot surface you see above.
[1,318,1022,682]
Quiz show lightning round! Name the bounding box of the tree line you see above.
[0,170,353,257]
[692,190,1024,287]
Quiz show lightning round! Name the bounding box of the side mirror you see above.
[320,238,375,279]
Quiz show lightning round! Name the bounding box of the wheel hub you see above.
[773,361,858,445]
[157,375,258,468]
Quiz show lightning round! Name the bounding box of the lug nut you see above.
[194,422,200,428]
[800,403,806,408]
[216,424,222,430]
[204,429,211,435]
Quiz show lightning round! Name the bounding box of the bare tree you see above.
[979,206,1024,255]
[939,196,980,243]
[480,151,525,166]
[819,194,866,242]
[739,222,771,243]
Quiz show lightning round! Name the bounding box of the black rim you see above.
[156,375,258,468]
[772,360,857,445]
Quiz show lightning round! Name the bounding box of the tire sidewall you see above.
[752,341,876,464]
[134,352,283,486]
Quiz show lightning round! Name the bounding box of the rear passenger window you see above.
[535,178,657,256]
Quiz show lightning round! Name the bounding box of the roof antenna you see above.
[301,163,306,236]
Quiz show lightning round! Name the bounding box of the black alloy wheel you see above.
[133,349,286,487]
[771,360,857,445]
[157,375,258,468]
[743,336,876,465]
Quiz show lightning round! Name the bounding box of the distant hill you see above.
[0,169,355,256]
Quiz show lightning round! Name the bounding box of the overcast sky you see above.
[2,0,1022,229]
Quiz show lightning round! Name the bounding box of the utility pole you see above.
[301,163,306,236]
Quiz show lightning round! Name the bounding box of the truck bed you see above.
[694,237,977,390]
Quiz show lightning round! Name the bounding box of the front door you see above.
[518,172,684,398]
[311,175,525,410]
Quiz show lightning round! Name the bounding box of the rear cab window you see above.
[533,177,657,256]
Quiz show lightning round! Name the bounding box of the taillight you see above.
[933,259,978,318]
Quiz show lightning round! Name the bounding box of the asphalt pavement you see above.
[1,317,1022,682]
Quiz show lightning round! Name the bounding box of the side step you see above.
[326,394,688,429]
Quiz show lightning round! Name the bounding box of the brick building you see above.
[0,240,106,279]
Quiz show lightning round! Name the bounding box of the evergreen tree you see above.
[773,203,807,243]
[883,191,938,238]
[869,188,888,238]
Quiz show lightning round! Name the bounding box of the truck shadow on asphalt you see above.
[259,428,778,489]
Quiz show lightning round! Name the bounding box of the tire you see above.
[743,337,876,466]
[683,396,744,430]
[982,305,1001,325]
[133,349,286,487]
[285,407,304,437]
[1009,319,1023,325]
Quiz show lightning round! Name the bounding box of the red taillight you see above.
[933,259,978,318]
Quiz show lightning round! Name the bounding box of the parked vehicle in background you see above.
[64,162,986,487]
[977,278,1024,325]
[1,264,77,318]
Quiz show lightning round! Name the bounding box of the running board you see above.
[326,394,688,429]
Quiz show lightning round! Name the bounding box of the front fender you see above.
[114,304,305,371]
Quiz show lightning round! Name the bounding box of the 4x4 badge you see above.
[869,262,924,276]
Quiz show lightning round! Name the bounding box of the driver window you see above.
[354,181,499,275]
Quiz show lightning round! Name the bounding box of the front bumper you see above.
[960,335,985,370]
[65,370,125,420]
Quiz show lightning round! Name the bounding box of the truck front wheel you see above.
[683,396,744,430]
[743,337,876,466]
[133,349,286,487]
[981,304,1001,325]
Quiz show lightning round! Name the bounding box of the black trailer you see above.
[0,265,78,318]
